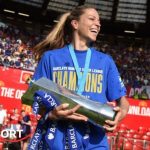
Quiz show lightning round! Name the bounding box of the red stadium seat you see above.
[133,134,141,139]
[138,131,145,136]
[0,142,3,150]
[133,139,144,150]
[119,124,127,130]
[129,129,136,134]
[142,135,150,141]
[146,131,150,137]
[123,139,133,150]
[138,126,148,133]
[118,128,127,135]
[123,133,133,138]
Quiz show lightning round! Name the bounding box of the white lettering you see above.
[1,130,9,138]
[128,106,140,115]
[0,87,25,99]
[15,89,25,99]
[68,126,77,148]
[141,107,150,116]
[1,87,15,98]
[44,93,57,107]
[30,130,41,149]
[0,129,23,138]
[128,106,150,116]
[18,129,23,138]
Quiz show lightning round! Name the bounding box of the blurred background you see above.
[0,0,150,149]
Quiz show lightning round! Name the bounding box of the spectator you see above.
[20,110,31,150]
[10,108,20,131]
[0,104,7,130]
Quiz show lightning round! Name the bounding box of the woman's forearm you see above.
[117,96,129,121]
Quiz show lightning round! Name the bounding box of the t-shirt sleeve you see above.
[106,57,126,101]
[32,52,51,81]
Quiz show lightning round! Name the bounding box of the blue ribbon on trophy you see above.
[28,90,82,150]
[28,90,59,150]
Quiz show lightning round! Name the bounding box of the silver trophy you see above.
[22,77,117,126]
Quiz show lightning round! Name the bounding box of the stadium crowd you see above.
[0,24,39,71]
[99,42,149,87]
[0,23,149,99]
[0,23,149,149]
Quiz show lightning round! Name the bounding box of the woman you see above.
[29,5,129,150]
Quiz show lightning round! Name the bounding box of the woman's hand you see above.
[103,106,122,132]
[103,97,129,132]
[48,103,88,121]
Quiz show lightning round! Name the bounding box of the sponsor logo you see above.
[139,101,147,107]
[29,129,41,149]
[20,70,33,84]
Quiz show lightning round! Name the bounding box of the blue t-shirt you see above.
[32,45,126,149]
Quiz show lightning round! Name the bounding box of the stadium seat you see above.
[119,124,127,130]
[146,131,150,136]
[142,135,150,141]
[123,133,133,138]
[133,139,143,150]
[129,129,136,134]
[0,142,3,150]
[118,128,127,135]
[133,134,141,139]
[123,139,133,150]
[138,126,148,133]
[138,130,145,136]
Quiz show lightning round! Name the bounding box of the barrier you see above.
[0,66,33,112]
[0,133,32,143]
[120,98,150,130]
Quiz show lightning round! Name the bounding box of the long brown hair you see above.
[33,5,95,60]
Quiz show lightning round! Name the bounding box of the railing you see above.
[107,125,150,150]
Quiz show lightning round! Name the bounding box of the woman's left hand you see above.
[103,106,122,132]
[103,97,129,132]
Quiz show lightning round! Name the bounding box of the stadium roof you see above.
[0,0,150,37]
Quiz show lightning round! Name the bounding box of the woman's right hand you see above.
[48,103,88,122]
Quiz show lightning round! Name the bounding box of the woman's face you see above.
[73,8,101,42]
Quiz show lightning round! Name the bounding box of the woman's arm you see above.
[103,96,129,132]
[116,96,130,121]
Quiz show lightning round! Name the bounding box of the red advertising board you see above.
[0,66,150,130]
[0,66,33,112]
[120,98,150,130]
